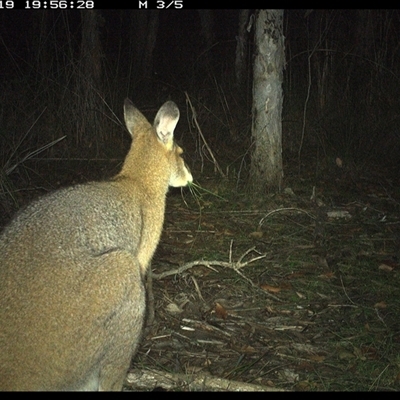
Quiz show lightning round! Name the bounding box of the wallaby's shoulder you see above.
[0,179,141,254]
[1,180,114,222]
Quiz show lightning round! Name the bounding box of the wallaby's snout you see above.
[0,98,192,391]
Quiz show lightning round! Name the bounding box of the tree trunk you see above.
[249,9,285,194]
[141,10,159,83]
[77,9,104,150]
[130,10,148,78]
[235,9,250,89]
[130,10,159,93]
[198,10,214,66]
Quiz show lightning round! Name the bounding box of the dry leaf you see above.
[296,380,314,391]
[260,284,281,293]
[327,210,352,219]
[249,230,263,239]
[238,345,256,353]
[284,187,296,196]
[165,302,183,314]
[374,301,387,309]
[265,305,275,313]
[378,263,394,272]
[280,369,299,383]
[203,358,212,367]
[319,271,335,279]
[297,361,313,371]
[381,259,399,268]
[360,346,379,360]
[201,222,215,229]
[309,355,325,362]
[214,302,228,319]
[338,350,355,360]
[336,157,343,167]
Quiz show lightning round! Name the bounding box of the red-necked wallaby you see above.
[0,99,192,391]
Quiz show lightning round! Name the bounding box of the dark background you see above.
[0,9,399,203]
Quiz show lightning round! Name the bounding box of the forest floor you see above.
[127,159,400,392]
[2,154,400,391]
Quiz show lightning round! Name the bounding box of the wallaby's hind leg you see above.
[67,251,146,391]
[74,251,146,391]
[95,252,146,391]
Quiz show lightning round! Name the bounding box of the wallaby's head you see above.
[121,99,192,191]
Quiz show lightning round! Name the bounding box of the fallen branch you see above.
[125,368,285,391]
[152,247,265,281]
[152,245,281,302]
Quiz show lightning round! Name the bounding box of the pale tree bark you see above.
[249,9,285,194]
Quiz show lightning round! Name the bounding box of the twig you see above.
[6,136,66,176]
[152,247,281,302]
[369,364,390,391]
[152,249,265,280]
[237,245,261,264]
[339,275,357,306]
[259,207,316,227]
[185,92,226,178]
[181,318,232,338]
[191,276,205,302]
[152,260,218,280]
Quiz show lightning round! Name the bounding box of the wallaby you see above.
[0,98,192,391]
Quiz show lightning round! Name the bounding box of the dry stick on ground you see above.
[185,91,226,178]
[126,368,285,391]
[152,246,281,302]
[259,207,316,228]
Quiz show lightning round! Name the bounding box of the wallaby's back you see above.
[0,99,192,391]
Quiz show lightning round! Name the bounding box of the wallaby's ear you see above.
[124,98,149,137]
[154,101,180,148]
